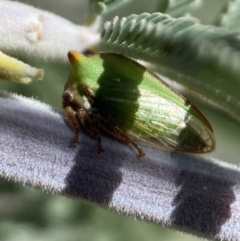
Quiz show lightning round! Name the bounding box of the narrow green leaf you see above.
[159,0,202,17]
[218,0,240,31]
[156,0,169,13]
[100,12,240,123]
[89,0,132,15]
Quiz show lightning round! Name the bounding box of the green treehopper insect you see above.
[62,50,215,157]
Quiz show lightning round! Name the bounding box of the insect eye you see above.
[62,90,73,104]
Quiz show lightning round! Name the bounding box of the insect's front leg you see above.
[76,109,105,154]
[94,114,145,158]
[65,106,80,144]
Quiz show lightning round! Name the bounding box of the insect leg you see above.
[77,109,105,154]
[94,114,145,158]
[65,106,80,144]
[83,85,96,97]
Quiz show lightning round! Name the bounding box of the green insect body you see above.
[62,50,215,157]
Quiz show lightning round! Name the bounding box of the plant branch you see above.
[0,91,239,241]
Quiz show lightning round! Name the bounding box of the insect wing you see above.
[131,87,215,152]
